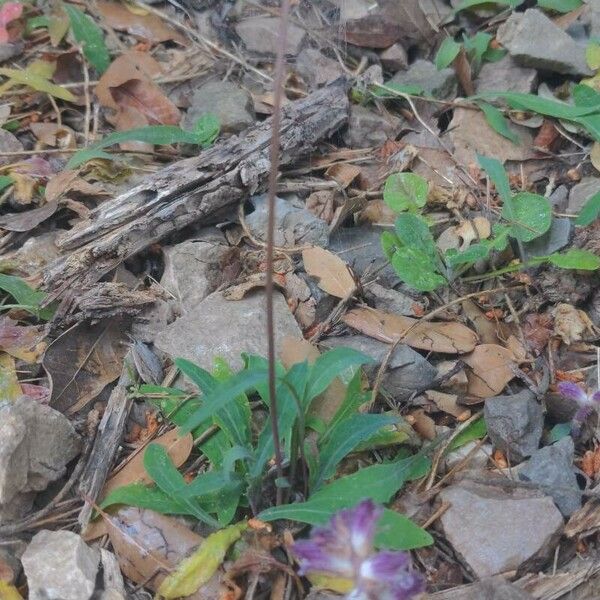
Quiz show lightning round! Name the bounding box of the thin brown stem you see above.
[266,0,292,506]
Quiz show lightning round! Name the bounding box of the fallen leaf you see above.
[45,169,107,203]
[302,247,356,299]
[83,427,193,540]
[533,119,560,152]
[0,60,76,102]
[358,200,397,225]
[461,299,500,345]
[43,319,129,413]
[553,303,596,345]
[0,316,46,362]
[0,201,58,232]
[409,409,436,440]
[425,390,470,420]
[158,522,247,599]
[325,163,361,188]
[0,2,22,44]
[462,344,516,398]
[591,142,600,173]
[0,353,21,401]
[30,122,76,149]
[453,47,474,96]
[0,581,23,600]
[522,313,553,355]
[96,1,186,44]
[20,383,50,403]
[455,217,491,250]
[340,15,401,48]
[343,307,478,354]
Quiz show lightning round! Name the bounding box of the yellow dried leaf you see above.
[307,572,353,594]
[0,353,21,402]
[0,580,24,600]
[591,142,600,173]
[0,61,76,102]
[157,521,247,599]
[302,247,356,299]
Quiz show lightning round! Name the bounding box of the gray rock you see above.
[568,177,600,214]
[523,217,571,261]
[476,55,537,94]
[183,80,255,134]
[439,479,564,578]
[323,334,437,399]
[429,577,535,599]
[365,282,421,316]
[245,194,329,248]
[379,43,408,72]
[0,129,23,166]
[519,437,581,517]
[160,234,231,312]
[22,530,100,600]
[484,390,543,462]
[295,48,344,89]
[0,398,81,509]
[342,104,403,148]
[328,226,398,286]
[390,59,456,99]
[236,17,306,56]
[131,298,174,343]
[0,43,22,64]
[445,440,492,472]
[497,9,591,76]
[155,290,302,371]
[549,185,569,212]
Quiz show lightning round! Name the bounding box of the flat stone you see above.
[390,59,456,99]
[439,479,564,578]
[160,234,231,312]
[519,437,581,517]
[445,440,492,472]
[365,282,422,316]
[497,9,591,76]
[523,217,571,261]
[568,177,600,214]
[155,290,302,371]
[328,226,398,286]
[295,48,344,89]
[236,17,306,56]
[342,104,403,148]
[429,577,535,599]
[379,43,408,72]
[183,80,255,134]
[476,55,537,94]
[0,397,81,508]
[22,530,100,600]
[245,194,329,248]
[549,185,569,212]
[323,334,437,399]
[484,390,543,462]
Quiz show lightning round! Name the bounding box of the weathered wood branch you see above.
[42,79,350,298]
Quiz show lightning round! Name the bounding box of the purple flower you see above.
[559,382,600,436]
[293,500,425,600]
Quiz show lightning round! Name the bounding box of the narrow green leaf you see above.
[506,192,552,242]
[547,248,600,270]
[454,0,522,12]
[0,67,76,102]
[312,414,398,491]
[323,370,369,441]
[383,172,428,212]
[176,358,216,394]
[537,0,582,13]
[194,114,220,148]
[573,84,600,108]
[575,191,600,226]
[435,37,461,70]
[477,154,512,205]
[100,482,194,515]
[371,82,425,98]
[375,509,433,550]
[64,4,110,74]
[0,273,53,319]
[448,416,487,452]
[0,175,13,194]
[478,102,520,144]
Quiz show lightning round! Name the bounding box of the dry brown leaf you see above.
[302,247,356,299]
[96,1,186,44]
[358,199,396,225]
[462,299,500,345]
[45,170,107,204]
[30,122,76,149]
[0,316,46,363]
[408,409,436,440]
[522,313,553,355]
[325,163,361,188]
[43,320,129,413]
[533,119,560,152]
[553,303,596,345]
[0,200,58,232]
[462,343,516,398]
[424,390,470,420]
[453,47,474,96]
[83,428,193,541]
[280,336,347,423]
[343,307,478,354]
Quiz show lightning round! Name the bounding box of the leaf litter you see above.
[1,0,600,598]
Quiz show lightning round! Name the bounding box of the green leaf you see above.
[537,0,583,13]
[0,175,13,194]
[0,66,76,102]
[259,455,430,524]
[573,84,600,107]
[26,15,50,34]
[305,347,374,403]
[391,247,446,291]
[312,414,398,491]
[435,37,461,70]
[143,444,220,528]
[64,4,110,74]
[547,248,600,270]
[478,102,520,144]
[394,213,438,260]
[448,416,487,452]
[548,422,571,443]
[0,273,53,319]
[383,172,428,212]
[381,230,401,261]
[323,370,369,441]
[194,114,220,148]
[100,482,194,515]
[575,190,600,226]
[463,32,493,71]
[375,509,433,550]
[454,0,523,12]
[176,358,216,394]
[477,154,511,205]
[67,126,207,169]
[506,192,552,242]
[371,81,425,98]
[445,243,490,268]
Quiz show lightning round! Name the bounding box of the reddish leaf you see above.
[0,3,22,44]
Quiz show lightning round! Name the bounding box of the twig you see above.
[265,0,292,506]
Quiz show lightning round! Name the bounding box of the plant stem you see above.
[265,0,291,506]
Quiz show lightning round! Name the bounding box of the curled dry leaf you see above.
[30,122,76,150]
[302,247,356,299]
[552,303,596,345]
[83,427,193,541]
[0,201,58,232]
[0,316,46,362]
[522,312,553,355]
[462,343,516,398]
[0,353,21,402]
[325,163,361,188]
[343,307,478,354]
[461,299,500,345]
[424,389,470,420]
[96,1,186,44]
[45,170,108,203]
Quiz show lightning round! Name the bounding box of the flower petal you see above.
[337,499,380,558]
[360,551,410,582]
[592,390,600,404]
[293,539,353,578]
[558,382,587,405]
[572,405,594,437]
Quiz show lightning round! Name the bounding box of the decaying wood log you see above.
[43,79,350,300]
